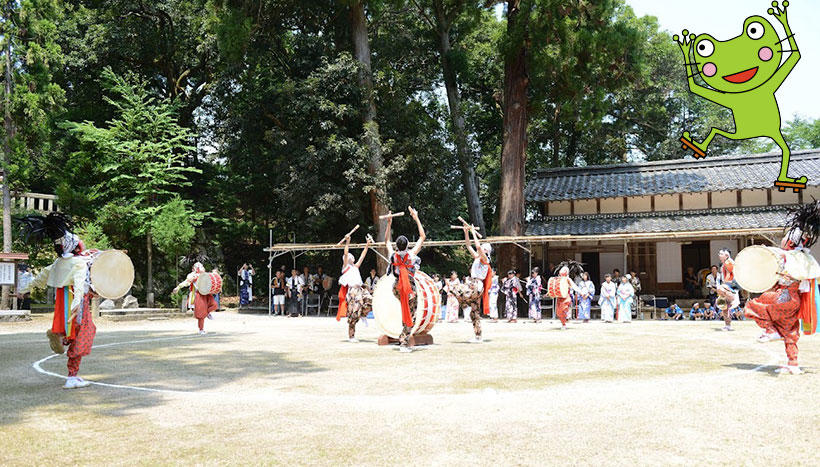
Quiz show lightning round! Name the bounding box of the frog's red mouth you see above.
[723,67,758,84]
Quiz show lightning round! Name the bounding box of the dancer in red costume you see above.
[16,213,98,389]
[552,261,583,330]
[173,262,218,335]
[744,201,820,375]
[384,207,426,353]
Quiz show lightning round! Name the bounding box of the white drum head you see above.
[196,274,213,295]
[734,245,779,293]
[784,250,820,281]
[90,250,135,299]
[373,274,402,338]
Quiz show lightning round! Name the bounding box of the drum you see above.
[372,271,440,338]
[734,245,781,293]
[546,276,569,299]
[196,272,223,295]
[783,249,820,281]
[322,276,334,291]
[89,250,135,299]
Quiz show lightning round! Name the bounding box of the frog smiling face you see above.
[693,16,782,93]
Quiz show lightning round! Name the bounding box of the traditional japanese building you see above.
[524,149,820,295]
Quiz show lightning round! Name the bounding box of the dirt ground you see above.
[1,311,818,466]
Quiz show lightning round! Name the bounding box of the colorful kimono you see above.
[337,264,372,339]
[501,276,520,320]
[599,281,617,322]
[239,269,251,305]
[617,282,635,322]
[25,254,96,378]
[578,280,595,321]
[488,275,499,319]
[526,275,542,320]
[445,278,461,322]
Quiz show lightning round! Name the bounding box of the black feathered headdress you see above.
[14,212,75,244]
[785,200,820,248]
[553,260,585,278]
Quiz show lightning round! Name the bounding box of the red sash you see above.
[393,253,414,327]
[481,259,493,316]
[336,265,351,321]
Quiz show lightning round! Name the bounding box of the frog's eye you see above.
[695,39,714,58]
[747,22,764,40]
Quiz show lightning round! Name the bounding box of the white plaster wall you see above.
[600,197,624,214]
[740,189,767,207]
[771,188,800,205]
[548,201,572,216]
[712,191,737,208]
[627,196,652,213]
[574,199,597,215]
[657,241,682,283]
[655,194,679,211]
[682,192,708,210]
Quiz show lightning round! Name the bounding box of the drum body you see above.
[372,271,440,338]
[196,272,223,295]
[546,276,569,299]
[734,245,782,293]
[322,276,334,291]
[89,250,135,299]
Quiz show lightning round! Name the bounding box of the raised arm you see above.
[172,272,196,294]
[471,228,488,263]
[462,225,478,257]
[673,31,726,104]
[384,214,394,257]
[20,264,52,294]
[343,233,352,267]
[409,206,426,256]
[356,236,372,268]
[769,1,800,91]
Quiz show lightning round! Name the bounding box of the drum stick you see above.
[336,225,360,245]
[379,212,404,219]
[366,234,375,243]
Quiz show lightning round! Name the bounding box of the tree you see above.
[0,0,65,308]
[62,68,201,306]
[411,0,486,233]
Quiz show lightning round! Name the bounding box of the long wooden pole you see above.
[1,17,13,309]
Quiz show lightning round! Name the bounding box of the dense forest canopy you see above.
[1,0,817,304]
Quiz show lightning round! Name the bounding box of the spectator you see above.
[17,264,33,310]
[577,272,595,323]
[364,268,379,292]
[445,271,460,323]
[526,267,543,323]
[300,266,314,314]
[665,301,684,320]
[488,272,499,323]
[501,270,520,323]
[703,302,717,320]
[612,269,622,283]
[705,265,720,306]
[286,268,305,317]
[238,264,254,306]
[690,302,704,320]
[271,270,286,315]
[616,275,635,323]
[683,266,699,298]
[629,270,642,311]
[599,274,617,323]
[730,306,744,321]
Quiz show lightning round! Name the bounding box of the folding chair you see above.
[305,293,321,315]
[327,296,339,317]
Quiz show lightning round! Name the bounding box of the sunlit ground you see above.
[1,312,818,465]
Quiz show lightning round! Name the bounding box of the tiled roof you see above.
[526,150,820,202]
[524,205,790,236]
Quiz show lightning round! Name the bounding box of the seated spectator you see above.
[730,306,743,321]
[683,266,699,298]
[665,301,683,320]
[689,302,704,320]
[703,303,717,320]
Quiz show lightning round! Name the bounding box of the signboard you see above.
[0,262,15,286]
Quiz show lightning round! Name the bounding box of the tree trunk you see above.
[497,0,529,275]
[1,26,13,309]
[432,0,485,233]
[146,232,154,307]
[350,0,388,269]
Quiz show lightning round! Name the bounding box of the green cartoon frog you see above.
[675,1,805,192]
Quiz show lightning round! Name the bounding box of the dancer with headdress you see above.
[336,233,374,342]
[552,261,583,330]
[172,262,218,335]
[385,207,426,353]
[15,213,97,389]
[452,223,493,343]
[744,201,820,375]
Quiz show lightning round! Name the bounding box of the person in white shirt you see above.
[364,268,379,292]
[454,224,493,343]
[617,275,636,323]
[286,268,305,317]
[337,234,374,342]
[598,274,617,323]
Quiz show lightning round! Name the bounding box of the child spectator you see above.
[703,303,717,320]
[665,301,683,320]
[690,302,704,320]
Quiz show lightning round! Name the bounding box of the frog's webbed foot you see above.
[774,174,807,193]
[768,1,791,27]
[680,131,707,159]
[673,30,698,69]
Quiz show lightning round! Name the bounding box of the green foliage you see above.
[151,196,200,259]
